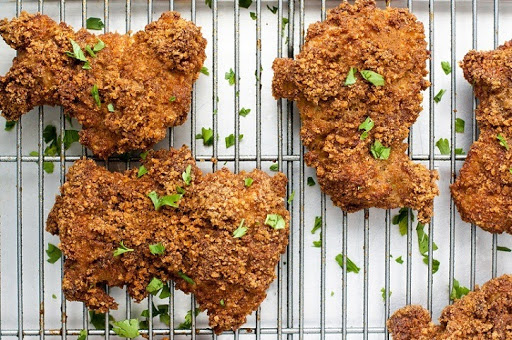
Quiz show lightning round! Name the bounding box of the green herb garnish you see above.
[335,254,360,273]
[137,165,148,177]
[392,208,412,236]
[225,68,236,85]
[107,103,115,112]
[182,164,192,186]
[287,190,295,203]
[434,89,446,103]
[359,117,374,140]
[360,70,384,86]
[381,287,392,301]
[455,118,465,133]
[233,219,247,238]
[267,5,278,13]
[269,163,279,171]
[497,246,511,252]
[113,241,134,257]
[225,133,243,148]
[149,243,165,255]
[177,308,200,330]
[239,108,251,117]
[250,12,257,20]
[177,271,195,285]
[307,177,316,186]
[395,256,404,264]
[244,177,253,187]
[91,84,101,107]
[4,120,15,131]
[436,138,450,155]
[86,17,104,30]
[46,243,62,263]
[344,67,357,86]
[450,279,470,300]
[146,277,164,295]
[498,133,509,150]
[195,127,214,146]
[311,216,322,234]
[441,61,452,75]
[112,319,140,338]
[370,140,391,160]
[200,66,209,75]
[265,214,286,230]
[147,191,182,210]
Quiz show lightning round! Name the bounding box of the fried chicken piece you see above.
[272,0,438,223]
[451,41,512,234]
[387,275,512,339]
[46,146,289,334]
[0,12,206,158]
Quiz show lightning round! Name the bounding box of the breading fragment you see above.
[0,12,206,158]
[46,146,289,334]
[272,0,438,223]
[387,275,512,339]
[452,41,512,234]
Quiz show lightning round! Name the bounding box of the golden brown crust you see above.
[451,41,512,234]
[46,146,290,334]
[0,12,206,158]
[272,0,438,223]
[388,275,512,339]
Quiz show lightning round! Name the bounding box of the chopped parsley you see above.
[434,89,446,103]
[281,17,289,37]
[66,39,88,63]
[77,329,87,340]
[370,140,391,160]
[239,107,251,117]
[52,294,57,299]
[360,70,384,86]
[250,12,257,20]
[392,208,412,236]
[344,67,357,86]
[147,191,182,210]
[287,190,295,203]
[89,311,115,330]
[91,84,101,107]
[265,214,286,230]
[225,133,243,148]
[93,39,105,52]
[267,5,278,13]
[169,96,176,102]
[307,177,316,186]
[225,68,236,85]
[436,138,450,155]
[32,125,79,174]
[113,241,134,257]
[177,308,200,330]
[358,116,374,140]
[86,17,104,30]
[4,120,15,131]
[269,163,279,171]
[112,319,140,338]
[497,246,511,252]
[146,277,164,295]
[244,177,254,187]
[85,45,96,58]
[450,279,470,300]
[455,148,465,155]
[200,66,210,76]
[455,118,465,133]
[497,133,509,150]
[381,288,392,301]
[334,254,360,274]
[311,216,322,234]
[395,256,404,264]
[177,271,195,285]
[220,299,225,306]
[441,61,452,75]
[313,232,322,248]
[417,222,440,274]
[149,243,165,255]
[159,284,171,299]
[46,243,62,263]
[182,164,192,186]
[195,127,214,146]
[137,165,148,177]
[233,219,247,238]
[239,0,252,8]
[107,103,115,112]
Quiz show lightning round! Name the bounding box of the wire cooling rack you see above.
[1,0,512,339]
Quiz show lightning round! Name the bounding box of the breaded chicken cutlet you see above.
[387,274,512,339]
[0,12,206,158]
[46,146,289,334]
[451,41,512,234]
[272,0,438,223]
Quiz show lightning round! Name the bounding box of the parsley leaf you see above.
[450,278,469,300]
[140,151,148,160]
[146,277,164,295]
[423,256,440,274]
[5,120,15,131]
[205,0,212,8]
[381,287,392,301]
[85,45,96,58]
[245,177,253,187]
[91,84,101,107]
[370,140,391,160]
[441,61,452,75]
[250,12,257,20]
[77,329,87,340]
[112,319,139,338]
[311,216,322,234]
[225,68,236,85]
[239,107,251,117]
[434,89,446,103]
[287,190,295,203]
[359,116,374,140]
[395,256,404,264]
[86,17,104,30]
[233,219,247,238]
[265,214,286,230]
[147,191,182,210]
[169,96,176,102]
[93,39,105,52]
[344,67,357,86]
[177,271,195,285]
[149,243,165,255]
[455,148,465,155]
[335,254,360,274]
[455,118,465,133]
[307,177,316,186]
[497,133,509,150]
[220,299,225,306]
[89,311,115,330]
[200,66,209,75]
[182,164,192,186]
[177,308,200,330]
[46,243,62,263]
[159,284,171,299]
[392,208,412,236]
[225,133,243,148]
[43,124,57,143]
[281,17,289,37]
[66,39,88,62]
[313,232,322,248]
[195,127,214,146]
[360,70,385,86]
[267,5,278,13]
[416,222,438,256]
[113,241,134,257]
[137,165,147,177]
[497,246,511,252]
[269,163,279,171]
[436,138,450,155]
[239,0,252,8]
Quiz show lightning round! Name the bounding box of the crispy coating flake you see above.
[46,146,289,334]
[272,0,438,223]
[451,41,512,234]
[0,12,206,158]
[387,275,512,339]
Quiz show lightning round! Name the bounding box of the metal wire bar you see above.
[492,0,499,280]
[470,0,478,291]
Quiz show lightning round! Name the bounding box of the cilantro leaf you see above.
[77,329,87,340]
[436,138,450,155]
[360,70,384,86]
[159,284,171,299]
[281,17,289,37]
[450,278,470,300]
[370,140,391,160]
[205,0,212,8]
[416,222,438,256]
[239,0,252,8]
[233,219,247,238]
[200,66,209,75]
[85,45,96,58]
[395,256,404,264]
[311,216,322,234]
[66,39,88,62]
[455,148,465,155]
[287,190,295,203]
[344,67,357,86]
[313,232,322,248]
[43,125,57,143]
[335,254,360,274]
[89,311,115,330]
[86,17,104,30]
[137,165,148,178]
[46,243,62,263]
[169,96,176,102]
[359,116,374,140]
[441,61,452,75]
[196,127,214,146]
[91,84,101,107]
[392,208,412,236]
[265,214,286,230]
[225,133,243,148]
[434,89,446,103]
[307,177,316,186]
[455,118,465,133]
[267,5,278,13]
[497,246,511,252]
[250,12,257,20]
[497,133,509,150]
[93,39,105,52]
[44,162,55,174]
[225,68,236,85]
[381,287,392,301]
[5,120,15,131]
[182,164,192,186]
[62,130,79,149]
[113,241,134,257]
[239,108,251,117]
[149,243,165,255]
[112,319,139,338]
[269,163,279,171]
[244,177,253,187]
[177,271,195,285]
[147,191,182,210]
[146,277,164,295]
[177,308,200,330]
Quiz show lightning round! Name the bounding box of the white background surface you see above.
[1,0,512,339]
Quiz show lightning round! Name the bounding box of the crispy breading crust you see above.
[46,146,290,334]
[0,12,206,158]
[387,275,512,339]
[272,0,438,223]
[452,41,512,234]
